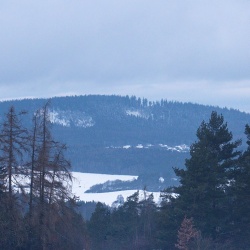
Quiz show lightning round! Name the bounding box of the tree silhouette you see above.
[176,216,198,250]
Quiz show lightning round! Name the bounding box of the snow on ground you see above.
[71,172,162,206]
[75,189,162,207]
[159,143,189,152]
[105,143,189,152]
[49,109,95,128]
[15,172,162,207]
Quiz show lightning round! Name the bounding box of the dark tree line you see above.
[87,111,250,250]
[0,104,88,250]
[88,191,157,250]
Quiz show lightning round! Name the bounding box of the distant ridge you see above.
[0,95,249,189]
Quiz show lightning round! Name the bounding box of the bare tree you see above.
[28,110,40,218]
[27,102,74,249]
[0,106,29,249]
[176,216,198,250]
[0,103,86,249]
[0,106,28,199]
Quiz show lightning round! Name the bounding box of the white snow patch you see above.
[49,110,70,127]
[13,172,162,206]
[159,144,189,152]
[126,110,149,119]
[49,109,95,128]
[176,144,190,151]
[159,177,164,183]
[126,110,141,117]
[81,190,162,206]
[106,143,189,152]
[71,172,162,206]
[72,172,137,193]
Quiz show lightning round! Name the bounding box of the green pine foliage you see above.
[87,111,250,249]
[172,111,241,239]
[228,124,250,248]
[87,191,158,250]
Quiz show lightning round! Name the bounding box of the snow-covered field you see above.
[15,172,162,206]
[72,172,162,206]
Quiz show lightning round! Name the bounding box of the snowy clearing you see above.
[71,172,162,206]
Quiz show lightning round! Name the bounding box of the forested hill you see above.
[0,95,249,180]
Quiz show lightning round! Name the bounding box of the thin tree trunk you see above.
[29,113,38,218]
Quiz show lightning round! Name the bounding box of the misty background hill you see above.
[0,95,249,190]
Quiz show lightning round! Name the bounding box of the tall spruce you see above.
[88,202,111,250]
[172,111,241,240]
[229,124,250,248]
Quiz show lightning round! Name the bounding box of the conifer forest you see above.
[1,0,249,248]
[1,103,250,249]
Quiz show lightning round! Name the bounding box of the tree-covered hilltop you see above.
[0,95,248,146]
[0,95,249,182]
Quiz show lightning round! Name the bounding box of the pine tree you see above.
[229,124,250,248]
[138,191,157,248]
[88,202,111,250]
[172,111,241,239]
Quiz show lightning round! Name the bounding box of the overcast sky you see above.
[0,1,250,112]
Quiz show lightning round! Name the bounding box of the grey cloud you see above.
[0,0,250,111]
[1,1,249,82]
